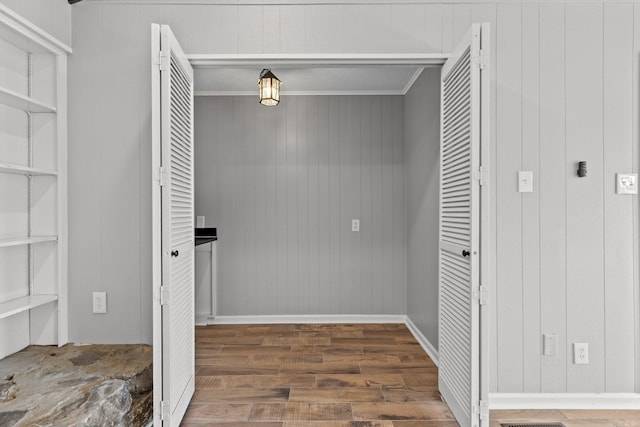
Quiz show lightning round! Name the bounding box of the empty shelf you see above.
[0,86,56,113]
[0,163,57,176]
[0,236,57,247]
[0,295,57,320]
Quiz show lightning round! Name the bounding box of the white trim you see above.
[404,316,439,366]
[188,53,448,68]
[402,68,425,95]
[84,0,618,5]
[209,314,407,324]
[195,90,406,97]
[489,393,640,410]
[190,54,443,97]
[0,4,71,54]
[150,22,163,427]
[195,314,209,326]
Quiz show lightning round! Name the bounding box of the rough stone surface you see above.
[0,344,152,426]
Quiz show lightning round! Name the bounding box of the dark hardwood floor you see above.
[182,323,457,426]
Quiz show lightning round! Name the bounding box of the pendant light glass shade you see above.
[258,69,281,106]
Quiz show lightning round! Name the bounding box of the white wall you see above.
[195,95,406,316]
[0,0,71,48]
[491,2,639,394]
[68,1,639,393]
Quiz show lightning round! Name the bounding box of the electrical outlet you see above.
[352,219,360,232]
[573,342,589,364]
[93,292,107,314]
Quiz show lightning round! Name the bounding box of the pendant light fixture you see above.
[258,69,282,106]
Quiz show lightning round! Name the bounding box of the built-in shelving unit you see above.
[0,163,58,176]
[0,236,58,248]
[0,86,56,113]
[0,295,58,320]
[0,6,69,359]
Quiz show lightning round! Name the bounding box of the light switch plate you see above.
[616,173,638,195]
[543,333,558,356]
[196,216,205,228]
[518,171,534,193]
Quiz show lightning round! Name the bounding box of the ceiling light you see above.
[258,69,282,106]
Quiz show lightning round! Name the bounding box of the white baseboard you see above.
[404,316,439,366]
[209,314,407,325]
[489,393,640,410]
[195,314,209,326]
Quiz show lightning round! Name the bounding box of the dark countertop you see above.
[195,227,217,246]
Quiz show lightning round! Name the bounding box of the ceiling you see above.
[194,66,425,96]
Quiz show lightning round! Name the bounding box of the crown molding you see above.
[189,53,448,68]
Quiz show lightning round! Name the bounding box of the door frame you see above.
[151,22,162,426]
[151,48,492,423]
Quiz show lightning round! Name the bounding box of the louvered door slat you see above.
[158,24,195,427]
[439,23,487,427]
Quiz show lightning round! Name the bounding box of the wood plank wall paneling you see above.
[496,2,524,393]
[603,3,635,393]
[565,3,605,393]
[538,2,567,393]
[67,1,640,394]
[194,96,406,316]
[521,2,541,393]
[634,4,640,394]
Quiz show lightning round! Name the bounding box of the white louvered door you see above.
[152,23,195,427]
[439,23,489,427]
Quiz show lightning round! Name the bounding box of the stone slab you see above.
[0,344,152,426]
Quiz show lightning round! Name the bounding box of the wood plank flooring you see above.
[183,323,640,427]
[182,323,456,426]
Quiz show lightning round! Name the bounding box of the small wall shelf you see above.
[0,163,57,176]
[0,295,58,320]
[0,236,58,248]
[0,86,56,113]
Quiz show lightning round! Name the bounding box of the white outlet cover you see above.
[617,173,638,195]
[93,291,107,314]
[573,342,589,364]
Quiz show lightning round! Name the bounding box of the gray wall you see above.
[404,69,441,350]
[0,0,71,48]
[194,95,406,315]
[68,3,154,344]
[68,1,639,394]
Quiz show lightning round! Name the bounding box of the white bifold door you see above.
[439,23,490,427]
[151,23,195,427]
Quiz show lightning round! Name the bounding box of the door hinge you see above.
[159,400,170,420]
[473,49,489,70]
[474,285,488,305]
[155,51,170,71]
[158,166,169,187]
[473,166,489,186]
[473,400,489,420]
[159,286,169,306]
